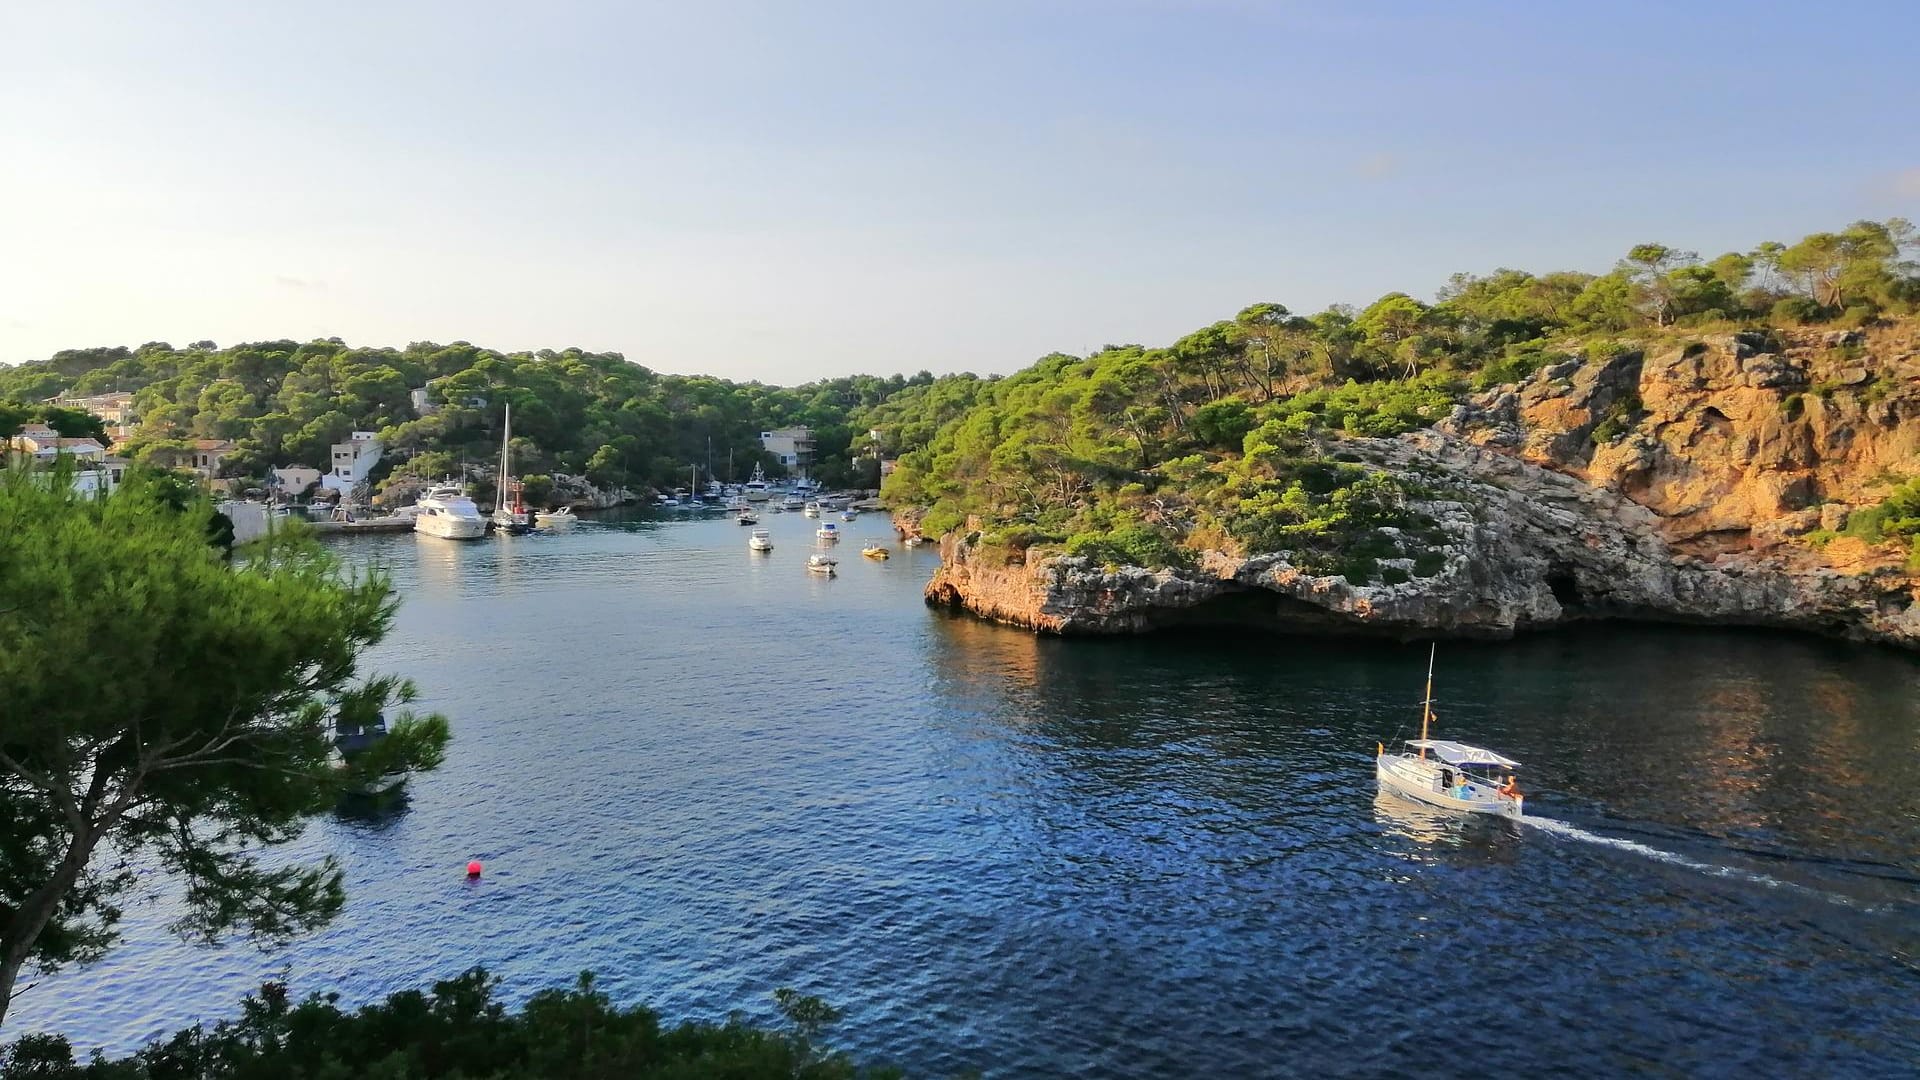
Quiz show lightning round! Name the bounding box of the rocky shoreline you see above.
[923,326,1920,648]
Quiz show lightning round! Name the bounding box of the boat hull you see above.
[1376,754,1522,819]
[415,516,488,540]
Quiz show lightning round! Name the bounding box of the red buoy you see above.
[466,860,483,878]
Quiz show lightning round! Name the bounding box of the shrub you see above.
[1473,348,1560,390]
[1771,296,1827,325]
[1256,373,1458,440]
[1842,477,1920,543]
[1589,393,1642,445]
[1782,393,1805,420]
[1065,523,1191,569]
[917,506,965,538]
[1190,399,1254,449]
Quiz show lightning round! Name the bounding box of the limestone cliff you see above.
[925,325,1920,646]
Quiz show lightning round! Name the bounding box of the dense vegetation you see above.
[874,220,1919,580]
[0,464,448,1025]
[0,968,902,1078]
[0,342,938,495]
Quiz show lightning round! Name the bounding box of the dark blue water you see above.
[15,509,1920,1077]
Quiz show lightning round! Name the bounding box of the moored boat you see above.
[806,552,837,575]
[816,521,839,541]
[803,501,822,517]
[414,483,489,539]
[861,541,889,559]
[1375,646,1524,820]
[749,527,773,551]
[743,465,772,502]
[491,403,534,535]
[537,506,576,527]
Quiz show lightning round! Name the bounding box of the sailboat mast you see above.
[496,403,512,516]
[1418,642,1435,760]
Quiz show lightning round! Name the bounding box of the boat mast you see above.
[496,403,512,518]
[1418,642,1435,760]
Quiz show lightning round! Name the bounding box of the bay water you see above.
[14,509,1920,1076]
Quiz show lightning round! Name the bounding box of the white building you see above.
[759,426,815,480]
[271,465,323,497]
[321,432,382,495]
[8,424,123,495]
[408,387,438,416]
[9,427,107,463]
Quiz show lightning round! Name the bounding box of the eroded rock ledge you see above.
[925,329,1920,646]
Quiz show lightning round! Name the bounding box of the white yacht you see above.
[414,483,489,540]
[840,508,858,522]
[806,553,837,575]
[780,494,806,512]
[1375,646,1524,820]
[803,501,822,518]
[743,465,772,502]
[537,506,576,527]
[816,521,839,541]
[749,527,773,551]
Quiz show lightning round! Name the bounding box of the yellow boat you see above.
[862,542,890,560]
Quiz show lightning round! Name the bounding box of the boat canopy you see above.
[1405,739,1520,768]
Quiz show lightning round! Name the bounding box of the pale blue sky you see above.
[2,1,1915,381]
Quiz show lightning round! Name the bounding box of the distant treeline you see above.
[0,341,951,493]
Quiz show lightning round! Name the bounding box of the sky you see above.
[1,1,1916,383]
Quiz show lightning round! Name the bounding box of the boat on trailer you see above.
[1375,646,1524,820]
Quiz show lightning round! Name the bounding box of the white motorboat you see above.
[736,510,759,525]
[749,527,773,551]
[537,506,576,527]
[1375,646,1524,820]
[903,535,924,547]
[816,522,839,541]
[414,483,488,539]
[653,494,680,508]
[725,495,751,511]
[802,501,821,518]
[780,494,806,512]
[806,553,837,575]
[840,508,857,521]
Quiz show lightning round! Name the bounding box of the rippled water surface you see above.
[17,510,1920,1076]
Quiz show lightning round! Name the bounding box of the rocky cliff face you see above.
[925,325,1920,646]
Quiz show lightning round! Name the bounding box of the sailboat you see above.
[492,403,534,535]
[1374,645,1524,819]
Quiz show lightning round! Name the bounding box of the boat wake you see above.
[1520,814,1805,894]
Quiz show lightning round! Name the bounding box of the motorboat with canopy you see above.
[1375,646,1524,819]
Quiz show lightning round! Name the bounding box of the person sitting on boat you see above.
[1498,774,1522,799]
